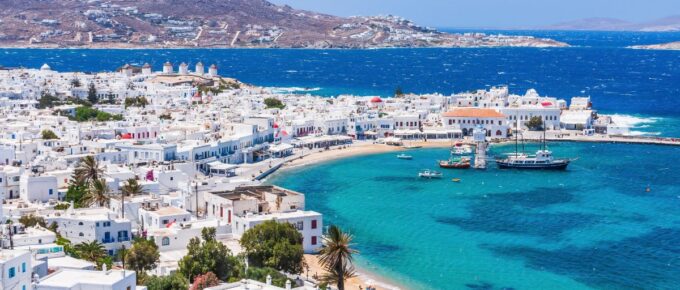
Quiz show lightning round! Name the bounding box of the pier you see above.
[518,131,680,147]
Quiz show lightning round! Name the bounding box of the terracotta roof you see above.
[442,108,505,118]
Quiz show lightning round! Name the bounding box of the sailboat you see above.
[495,119,571,170]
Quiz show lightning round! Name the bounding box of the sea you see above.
[2,30,680,289]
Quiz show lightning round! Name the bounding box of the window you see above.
[22,262,26,272]
[162,237,170,246]
[8,267,15,278]
[79,232,84,237]
[311,220,317,229]
[49,188,53,195]
[78,222,84,226]
[311,236,317,245]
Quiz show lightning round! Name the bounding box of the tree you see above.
[264,98,285,109]
[318,225,358,290]
[18,215,47,228]
[526,116,544,131]
[73,156,103,185]
[121,178,145,197]
[394,86,404,97]
[190,272,221,290]
[144,273,189,290]
[239,220,304,274]
[125,238,160,283]
[82,178,111,207]
[74,240,107,268]
[56,236,78,257]
[41,129,59,140]
[87,82,98,104]
[70,78,82,88]
[178,227,242,282]
[245,267,289,288]
[38,92,60,109]
[64,180,87,208]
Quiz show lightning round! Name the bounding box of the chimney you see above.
[285,280,291,290]
[266,275,272,285]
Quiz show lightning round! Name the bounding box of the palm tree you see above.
[121,178,145,197]
[83,178,111,207]
[74,155,103,185]
[120,178,146,218]
[74,240,107,264]
[318,225,359,290]
[320,264,357,288]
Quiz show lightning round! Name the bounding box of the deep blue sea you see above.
[1,31,679,137]
[2,31,680,289]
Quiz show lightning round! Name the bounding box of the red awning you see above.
[121,133,132,139]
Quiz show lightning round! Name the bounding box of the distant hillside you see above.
[629,41,680,51]
[544,15,680,32]
[0,0,567,48]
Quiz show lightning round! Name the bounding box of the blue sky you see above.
[269,0,679,28]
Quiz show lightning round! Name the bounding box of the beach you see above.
[304,254,404,290]
[282,140,453,169]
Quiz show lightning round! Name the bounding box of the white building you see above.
[0,249,32,290]
[19,173,59,203]
[35,268,141,290]
[442,108,509,137]
[138,206,192,230]
[44,208,131,256]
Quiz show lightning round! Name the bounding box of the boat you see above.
[495,120,572,170]
[418,169,443,179]
[451,143,473,155]
[396,153,413,160]
[439,156,471,169]
[451,178,461,182]
[403,141,422,149]
[403,145,422,149]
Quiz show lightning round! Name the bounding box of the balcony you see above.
[102,238,115,244]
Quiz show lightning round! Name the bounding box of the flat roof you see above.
[442,108,505,118]
[38,269,134,287]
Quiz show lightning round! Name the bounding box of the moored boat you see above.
[439,156,471,169]
[397,153,413,160]
[495,120,573,170]
[418,169,443,179]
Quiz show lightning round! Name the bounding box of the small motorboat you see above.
[419,169,443,179]
[451,178,461,182]
[439,156,471,169]
[396,154,413,160]
[403,144,422,149]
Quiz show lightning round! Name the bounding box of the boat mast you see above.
[543,116,547,151]
[515,118,518,156]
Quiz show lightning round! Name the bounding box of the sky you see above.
[268,0,679,28]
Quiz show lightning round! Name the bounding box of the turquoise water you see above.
[268,142,680,290]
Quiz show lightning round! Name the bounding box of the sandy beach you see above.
[282,140,452,169]
[304,254,404,290]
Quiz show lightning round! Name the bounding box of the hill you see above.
[0,0,567,48]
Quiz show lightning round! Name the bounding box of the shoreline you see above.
[304,254,407,290]
[280,141,452,170]
[0,44,570,50]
